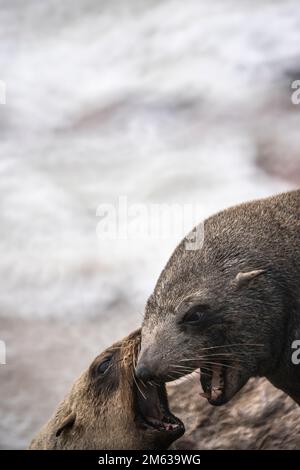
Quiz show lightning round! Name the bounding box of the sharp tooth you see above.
[212,364,222,390]
[211,387,223,401]
[200,392,210,399]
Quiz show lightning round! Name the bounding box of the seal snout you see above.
[135,347,162,382]
[135,364,154,382]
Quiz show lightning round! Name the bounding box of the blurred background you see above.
[0,0,299,449]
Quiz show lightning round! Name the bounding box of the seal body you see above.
[137,190,300,405]
[29,330,184,449]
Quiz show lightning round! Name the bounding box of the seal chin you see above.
[134,381,184,440]
[200,364,249,406]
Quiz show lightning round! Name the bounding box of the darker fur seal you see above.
[136,190,300,406]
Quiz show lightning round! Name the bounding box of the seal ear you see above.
[234,269,266,288]
[55,410,76,437]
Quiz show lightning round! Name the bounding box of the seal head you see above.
[29,329,184,449]
[137,190,300,405]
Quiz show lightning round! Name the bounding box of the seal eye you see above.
[97,357,112,375]
[183,305,209,325]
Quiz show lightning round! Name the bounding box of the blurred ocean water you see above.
[0,0,298,448]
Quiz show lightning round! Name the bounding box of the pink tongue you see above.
[165,423,175,431]
[147,418,178,431]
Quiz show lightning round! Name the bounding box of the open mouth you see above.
[200,364,227,406]
[135,380,184,437]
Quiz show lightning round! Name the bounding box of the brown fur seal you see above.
[29,330,184,449]
[136,190,300,406]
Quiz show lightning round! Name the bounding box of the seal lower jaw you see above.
[200,364,228,406]
[200,362,251,406]
[135,381,184,438]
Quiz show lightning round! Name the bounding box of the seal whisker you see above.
[131,369,146,400]
[197,361,242,371]
[198,343,265,351]
[171,365,212,377]
[179,356,251,365]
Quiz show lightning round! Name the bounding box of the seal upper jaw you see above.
[134,381,184,439]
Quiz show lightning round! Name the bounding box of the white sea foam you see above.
[0,0,297,322]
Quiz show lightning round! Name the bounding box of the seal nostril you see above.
[135,364,154,382]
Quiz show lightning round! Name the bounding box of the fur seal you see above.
[29,330,184,449]
[136,190,300,406]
